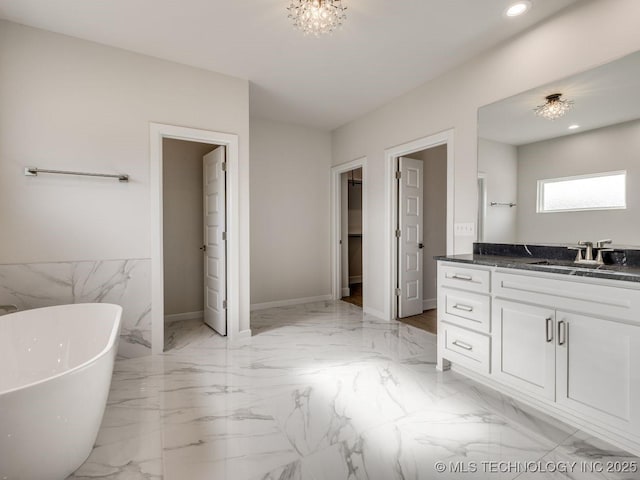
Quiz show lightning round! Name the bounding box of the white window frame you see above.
[537,170,627,213]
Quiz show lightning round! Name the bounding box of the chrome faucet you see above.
[578,241,594,262]
[570,240,614,265]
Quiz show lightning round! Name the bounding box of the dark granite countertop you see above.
[435,253,640,284]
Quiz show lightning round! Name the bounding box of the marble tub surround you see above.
[0,258,151,358]
[68,301,638,480]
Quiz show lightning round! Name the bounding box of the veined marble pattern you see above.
[0,258,151,358]
[68,301,639,480]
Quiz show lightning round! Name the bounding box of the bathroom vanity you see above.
[436,249,640,455]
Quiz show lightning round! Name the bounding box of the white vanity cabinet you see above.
[555,311,640,437]
[437,263,492,374]
[437,260,640,455]
[492,299,555,400]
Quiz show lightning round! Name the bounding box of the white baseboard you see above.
[164,310,204,323]
[363,306,386,320]
[342,287,351,297]
[423,298,437,311]
[250,294,332,311]
[349,275,362,284]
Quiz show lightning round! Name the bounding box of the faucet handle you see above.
[595,247,614,265]
[596,239,612,248]
[568,246,585,262]
[578,240,593,247]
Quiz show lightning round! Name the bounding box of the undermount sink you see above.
[524,259,616,273]
[526,259,590,268]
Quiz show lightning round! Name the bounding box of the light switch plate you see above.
[455,222,475,236]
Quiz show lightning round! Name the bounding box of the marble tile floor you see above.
[164,317,216,352]
[68,301,639,480]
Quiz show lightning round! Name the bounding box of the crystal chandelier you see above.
[287,0,347,36]
[534,93,574,120]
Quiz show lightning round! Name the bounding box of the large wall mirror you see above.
[477,50,640,247]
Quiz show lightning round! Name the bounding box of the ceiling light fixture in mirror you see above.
[534,93,574,120]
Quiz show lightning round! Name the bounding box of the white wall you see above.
[331,0,640,317]
[250,118,332,306]
[0,21,249,264]
[0,21,251,343]
[478,138,518,243]
[517,119,640,245]
[163,139,216,317]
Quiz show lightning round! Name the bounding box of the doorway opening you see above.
[162,139,227,351]
[150,123,246,355]
[394,146,447,334]
[340,167,363,307]
[331,158,367,310]
[385,130,455,330]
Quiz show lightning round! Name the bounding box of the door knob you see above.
[200,245,207,252]
[418,243,424,249]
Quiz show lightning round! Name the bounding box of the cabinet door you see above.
[556,311,640,436]
[492,300,556,400]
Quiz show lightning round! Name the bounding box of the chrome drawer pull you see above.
[452,340,473,351]
[451,274,473,281]
[453,304,473,312]
[558,320,567,346]
[545,317,553,343]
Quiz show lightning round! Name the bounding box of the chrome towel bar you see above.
[25,167,129,182]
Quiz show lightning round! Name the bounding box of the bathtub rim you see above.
[0,303,122,397]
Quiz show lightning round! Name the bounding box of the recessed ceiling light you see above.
[568,124,580,130]
[505,1,532,17]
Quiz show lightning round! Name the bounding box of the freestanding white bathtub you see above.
[0,303,122,480]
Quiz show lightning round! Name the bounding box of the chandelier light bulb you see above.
[288,0,347,36]
[534,93,574,120]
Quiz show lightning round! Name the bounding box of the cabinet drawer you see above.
[439,263,491,294]
[442,322,490,374]
[493,270,640,324]
[442,288,491,333]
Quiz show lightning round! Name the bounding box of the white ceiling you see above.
[0,0,580,130]
[479,50,640,146]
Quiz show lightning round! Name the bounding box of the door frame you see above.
[330,157,368,303]
[385,130,455,321]
[477,172,488,242]
[150,122,246,354]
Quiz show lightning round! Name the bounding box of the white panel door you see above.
[492,299,556,400]
[398,157,423,318]
[203,147,227,335]
[556,311,640,436]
